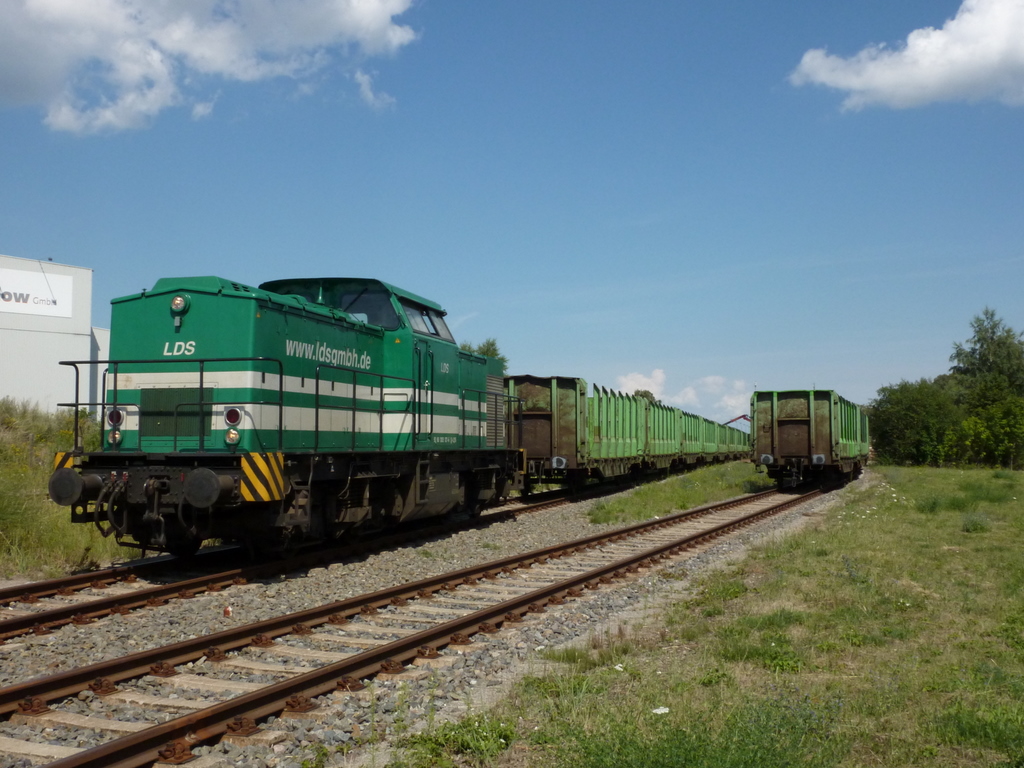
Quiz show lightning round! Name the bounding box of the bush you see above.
[0,399,124,577]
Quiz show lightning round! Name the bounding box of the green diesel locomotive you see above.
[49,276,522,555]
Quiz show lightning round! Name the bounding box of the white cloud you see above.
[616,369,667,398]
[695,375,726,395]
[0,0,417,133]
[354,68,395,110]
[616,369,750,420]
[672,387,700,407]
[791,0,1024,109]
[191,99,215,120]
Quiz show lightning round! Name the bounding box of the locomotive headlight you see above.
[170,294,190,313]
[107,408,124,427]
[224,407,242,427]
[108,429,122,446]
[224,428,240,445]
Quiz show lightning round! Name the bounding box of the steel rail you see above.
[0,560,174,607]
[42,488,818,768]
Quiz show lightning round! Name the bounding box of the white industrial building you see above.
[0,253,109,412]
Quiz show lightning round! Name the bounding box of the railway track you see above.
[0,483,617,644]
[0,495,573,643]
[0,488,817,768]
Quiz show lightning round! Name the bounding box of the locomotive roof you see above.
[260,277,444,312]
[119,276,445,313]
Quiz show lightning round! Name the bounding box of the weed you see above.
[300,744,337,768]
[961,479,1016,504]
[698,577,748,605]
[698,667,730,687]
[395,714,515,767]
[737,609,805,632]
[551,691,844,768]
[935,700,1024,753]
[839,555,871,585]
[520,673,604,702]
[541,647,596,667]
[393,682,411,738]
[840,630,866,647]
[761,642,804,673]
[961,512,991,533]
[416,548,436,559]
[946,495,981,513]
[998,610,1024,653]
[881,625,912,640]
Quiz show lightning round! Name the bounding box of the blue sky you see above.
[1,0,1022,421]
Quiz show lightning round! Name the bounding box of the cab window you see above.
[429,311,455,342]
[262,279,401,330]
[401,301,455,342]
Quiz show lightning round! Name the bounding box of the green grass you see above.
[588,462,774,525]
[391,714,516,768]
[0,398,129,577]
[485,466,1024,768]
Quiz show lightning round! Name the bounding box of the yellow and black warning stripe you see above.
[241,452,287,502]
[53,451,75,470]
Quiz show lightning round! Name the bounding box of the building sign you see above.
[0,267,74,318]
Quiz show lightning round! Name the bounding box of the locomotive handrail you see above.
[57,357,286,454]
[311,364,417,453]
[459,388,523,451]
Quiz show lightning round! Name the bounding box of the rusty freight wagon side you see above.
[505,375,656,491]
[506,375,749,493]
[504,375,589,490]
[751,390,869,488]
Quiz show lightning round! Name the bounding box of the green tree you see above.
[633,389,661,404]
[459,338,509,374]
[943,397,1024,468]
[869,378,962,465]
[871,310,1024,468]
[950,308,1024,405]
[941,310,1024,465]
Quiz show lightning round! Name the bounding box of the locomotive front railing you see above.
[58,357,286,454]
[59,357,522,457]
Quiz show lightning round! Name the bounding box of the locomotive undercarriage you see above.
[53,450,519,557]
